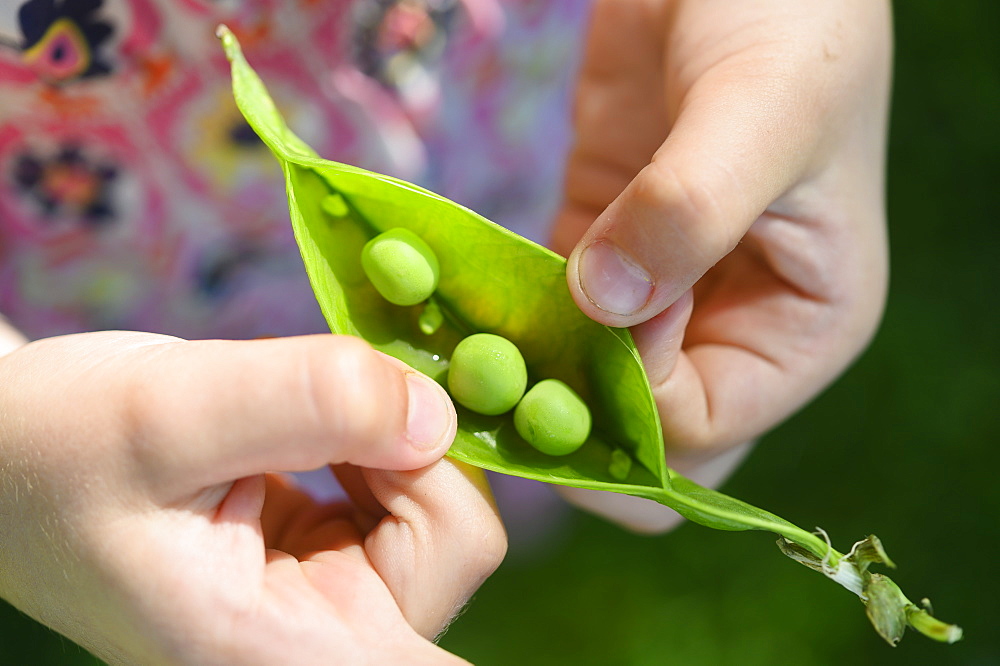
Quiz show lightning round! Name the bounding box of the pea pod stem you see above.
[622,474,962,645]
[635,481,835,561]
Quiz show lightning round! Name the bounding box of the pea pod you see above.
[219,26,960,646]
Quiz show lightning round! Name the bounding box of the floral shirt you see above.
[0,0,589,341]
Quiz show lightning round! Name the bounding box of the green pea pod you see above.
[218,26,960,646]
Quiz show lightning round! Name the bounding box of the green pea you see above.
[361,228,440,306]
[320,193,350,218]
[418,298,444,335]
[514,379,591,456]
[447,333,527,415]
[608,448,633,481]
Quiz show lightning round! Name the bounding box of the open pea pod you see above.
[221,29,664,496]
[219,26,960,646]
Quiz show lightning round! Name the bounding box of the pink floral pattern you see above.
[0,0,589,340]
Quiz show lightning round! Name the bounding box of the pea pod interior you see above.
[222,27,667,494]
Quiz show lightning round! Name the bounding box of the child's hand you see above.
[550,1,892,530]
[0,332,505,664]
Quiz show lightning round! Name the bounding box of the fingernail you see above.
[578,241,653,316]
[404,372,456,450]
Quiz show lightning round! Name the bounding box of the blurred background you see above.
[2,0,996,663]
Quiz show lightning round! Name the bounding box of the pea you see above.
[418,298,444,335]
[608,448,633,481]
[321,193,350,218]
[361,228,440,306]
[514,379,591,456]
[447,333,527,415]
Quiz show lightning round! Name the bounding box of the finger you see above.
[564,7,860,328]
[361,459,507,639]
[256,550,460,664]
[630,288,694,381]
[259,473,365,557]
[566,76,811,326]
[122,335,457,493]
[332,463,387,528]
[640,212,887,450]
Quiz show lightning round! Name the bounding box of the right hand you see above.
[0,331,506,664]
[549,0,892,532]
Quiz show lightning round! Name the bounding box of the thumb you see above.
[118,334,457,493]
[566,58,818,327]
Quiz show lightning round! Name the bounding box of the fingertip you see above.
[566,164,695,327]
[574,240,654,320]
[568,238,678,329]
[374,352,456,461]
[401,370,457,456]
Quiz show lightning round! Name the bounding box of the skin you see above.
[0,330,506,664]
[550,0,893,531]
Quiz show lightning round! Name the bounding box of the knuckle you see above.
[406,466,508,579]
[658,406,721,453]
[471,518,508,578]
[304,338,407,456]
[451,505,507,581]
[643,159,740,261]
[119,360,183,479]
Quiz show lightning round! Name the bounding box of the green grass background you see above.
[2,1,996,663]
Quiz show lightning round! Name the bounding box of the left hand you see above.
[550,0,892,530]
[0,333,505,663]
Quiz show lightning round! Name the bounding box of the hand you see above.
[550,0,892,530]
[0,332,506,664]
